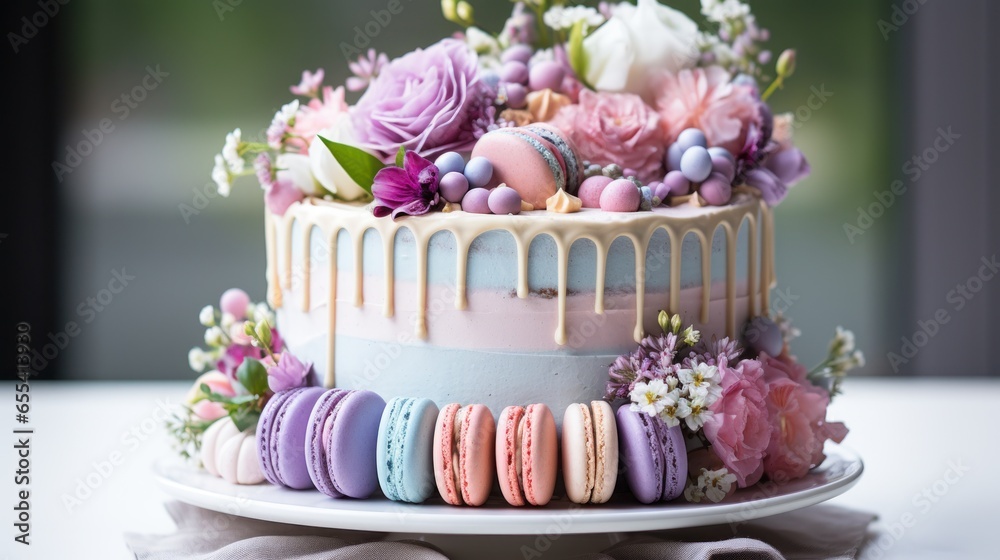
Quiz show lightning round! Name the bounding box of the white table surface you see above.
[2,378,997,559]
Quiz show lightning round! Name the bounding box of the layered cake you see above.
[177,0,864,506]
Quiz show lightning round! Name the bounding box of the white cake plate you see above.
[154,443,862,536]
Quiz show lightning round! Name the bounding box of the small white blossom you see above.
[697,467,737,503]
[211,154,232,197]
[701,0,750,24]
[683,396,713,431]
[831,326,856,355]
[684,482,705,503]
[222,128,244,173]
[252,304,275,326]
[266,99,300,149]
[658,391,691,427]
[204,326,225,347]
[198,305,216,327]
[542,5,604,31]
[677,363,722,400]
[188,347,208,372]
[629,379,672,417]
[681,326,701,346]
[220,312,236,331]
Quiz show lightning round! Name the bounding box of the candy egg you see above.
[439,172,470,203]
[462,188,492,214]
[652,181,671,202]
[710,154,736,183]
[505,83,528,109]
[220,288,250,320]
[435,152,466,177]
[743,316,783,357]
[599,179,641,212]
[699,173,733,206]
[666,143,684,171]
[663,170,691,196]
[488,185,523,215]
[676,128,707,152]
[463,157,494,188]
[577,175,613,208]
[707,146,735,163]
[500,61,529,85]
[639,186,654,211]
[622,167,638,179]
[501,44,534,64]
[529,61,565,92]
[680,146,712,183]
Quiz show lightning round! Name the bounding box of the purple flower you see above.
[765,146,811,187]
[266,352,312,393]
[372,151,441,219]
[744,168,787,206]
[290,68,324,97]
[352,39,493,159]
[685,337,744,368]
[346,49,389,92]
[606,350,656,400]
[639,332,679,375]
[501,2,536,46]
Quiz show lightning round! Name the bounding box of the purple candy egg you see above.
[652,181,671,202]
[663,170,691,196]
[599,179,641,213]
[707,146,735,163]
[462,188,492,214]
[699,173,733,206]
[578,175,613,208]
[501,44,533,64]
[439,172,470,203]
[505,83,528,109]
[529,61,565,92]
[488,185,523,215]
[434,151,466,177]
[666,143,684,171]
[500,60,529,85]
[711,155,736,183]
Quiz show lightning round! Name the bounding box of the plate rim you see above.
[154,444,863,535]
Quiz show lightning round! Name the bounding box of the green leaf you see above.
[318,136,385,196]
[568,20,589,88]
[230,407,261,432]
[395,145,406,168]
[237,358,269,396]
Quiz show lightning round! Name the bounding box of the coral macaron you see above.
[562,401,618,504]
[377,397,440,503]
[433,403,496,506]
[256,386,325,489]
[496,404,558,506]
[471,128,567,209]
[616,406,687,503]
[305,389,386,499]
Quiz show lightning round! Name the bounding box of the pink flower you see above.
[215,329,284,380]
[703,359,771,487]
[553,90,667,183]
[266,352,312,393]
[290,68,324,97]
[288,86,349,150]
[185,372,235,422]
[763,378,848,481]
[759,351,807,385]
[347,49,389,92]
[652,66,761,155]
[255,153,305,215]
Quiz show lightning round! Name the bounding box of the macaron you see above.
[471,125,582,208]
[523,124,583,194]
[203,416,264,485]
[562,401,618,504]
[433,403,496,506]
[496,404,558,506]
[615,406,688,503]
[305,389,386,499]
[256,386,325,489]
[377,397,440,503]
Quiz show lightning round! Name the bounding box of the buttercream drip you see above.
[266,194,775,388]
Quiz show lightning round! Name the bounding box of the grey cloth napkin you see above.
[126,502,875,560]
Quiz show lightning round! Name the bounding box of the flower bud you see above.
[776,49,796,79]
[670,314,682,335]
[456,1,474,25]
[243,321,256,337]
[198,305,215,327]
[204,326,224,347]
[657,310,670,334]
[255,321,273,349]
[441,0,458,22]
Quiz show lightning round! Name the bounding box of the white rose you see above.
[583,0,700,100]
[308,114,371,201]
[276,153,321,196]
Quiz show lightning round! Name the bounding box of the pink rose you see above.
[288,86,349,150]
[553,90,667,183]
[763,378,848,481]
[759,351,807,385]
[703,359,771,487]
[652,66,761,155]
[185,372,235,422]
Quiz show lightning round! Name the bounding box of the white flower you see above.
[684,482,705,503]
[629,379,672,417]
[251,303,275,326]
[229,322,252,346]
[220,312,236,331]
[204,326,225,347]
[681,325,701,346]
[852,349,866,368]
[211,154,232,197]
[697,467,737,503]
[543,5,604,31]
[832,326,856,355]
[678,362,722,401]
[188,347,208,372]
[683,396,713,431]
[308,115,370,201]
[582,0,700,99]
[700,0,750,24]
[276,153,322,196]
[222,128,244,173]
[465,26,502,70]
[658,391,691,427]
[198,305,215,327]
[267,99,300,149]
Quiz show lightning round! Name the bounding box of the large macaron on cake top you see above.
[615,406,687,504]
[256,386,325,490]
[305,389,386,499]
[377,397,440,504]
[433,403,496,507]
[471,124,583,209]
[562,401,619,504]
[496,404,558,507]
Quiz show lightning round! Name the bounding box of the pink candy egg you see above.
[488,186,523,215]
[529,61,565,92]
[220,288,250,320]
[462,188,492,214]
[599,179,641,213]
[699,173,733,206]
[578,176,613,208]
[439,172,470,203]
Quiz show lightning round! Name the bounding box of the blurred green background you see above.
[57,0,901,379]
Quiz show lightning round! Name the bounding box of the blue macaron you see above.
[376,397,440,503]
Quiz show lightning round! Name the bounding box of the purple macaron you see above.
[616,406,688,503]
[256,386,325,490]
[305,389,386,499]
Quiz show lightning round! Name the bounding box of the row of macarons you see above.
[203,387,689,507]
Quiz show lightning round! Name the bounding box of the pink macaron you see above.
[496,404,558,506]
[433,403,496,506]
[562,401,618,504]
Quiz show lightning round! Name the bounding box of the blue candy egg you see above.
[666,143,684,171]
[679,146,712,183]
[463,157,494,188]
[707,146,735,163]
[676,128,708,152]
[435,152,466,177]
